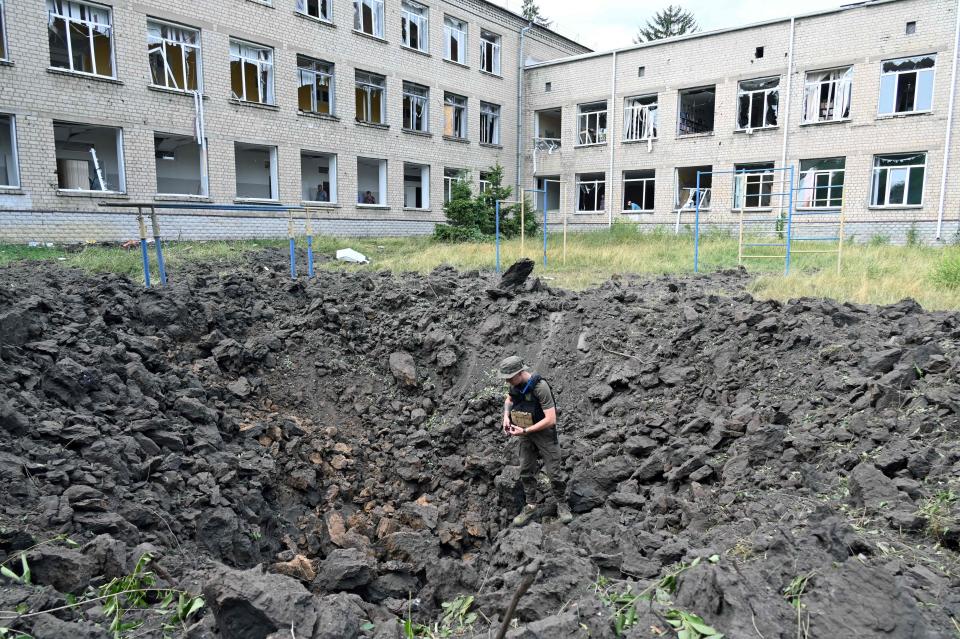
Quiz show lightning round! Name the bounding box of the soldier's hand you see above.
[502,417,511,434]
[508,424,525,436]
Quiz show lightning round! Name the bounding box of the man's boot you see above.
[512,503,537,527]
[556,501,573,524]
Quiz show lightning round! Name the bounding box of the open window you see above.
[535,108,562,149]
[798,157,844,208]
[675,165,711,209]
[147,19,200,92]
[234,142,278,200]
[354,0,384,37]
[301,151,336,202]
[0,0,7,61]
[480,30,501,75]
[401,0,428,51]
[154,133,206,196]
[623,170,654,212]
[803,67,852,123]
[358,157,387,205]
[480,102,500,145]
[47,0,114,77]
[403,162,429,209]
[879,55,935,115]
[230,39,274,104]
[871,152,925,207]
[0,114,19,188]
[479,171,492,194]
[355,70,385,124]
[576,172,605,212]
[444,92,467,139]
[577,102,607,145]
[733,162,775,209]
[296,0,331,22]
[298,55,334,115]
[737,78,779,130]
[443,167,465,203]
[624,95,658,141]
[537,176,560,212]
[54,121,124,192]
[444,16,467,64]
[678,86,715,135]
[403,82,429,131]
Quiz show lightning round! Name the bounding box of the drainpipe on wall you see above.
[779,17,796,215]
[517,24,533,198]
[936,0,960,240]
[608,51,617,228]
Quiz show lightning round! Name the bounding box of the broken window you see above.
[444,92,467,139]
[675,166,711,209]
[576,172,605,212]
[677,86,715,135]
[798,157,844,208]
[535,108,562,148]
[622,170,654,211]
[871,152,925,207]
[354,0,384,37]
[480,102,500,145]
[444,16,467,64]
[154,133,206,196]
[577,101,607,145]
[879,55,935,115]
[235,142,277,200]
[357,157,387,205]
[54,121,124,192]
[0,114,19,188]
[733,162,775,209]
[301,150,336,202]
[443,167,465,203]
[0,0,8,61]
[296,0,331,22]
[147,20,200,92]
[402,82,429,131]
[737,77,779,130]
[230,39,274,104]
[404,162,429,209]
[479,171,492,194]
[906,21,917,35]
[623,95,658,141]
[298,55,334,115]
[480,30,501,74]
[47,0,114,77]
[537,176,560,212]
[355,70,385,124]
[401,0,428,51]
[803,67,852,123]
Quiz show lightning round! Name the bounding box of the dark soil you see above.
[1,250,959,638]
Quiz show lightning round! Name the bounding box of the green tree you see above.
[521,0,551,27]
[633,5,698,43]
[434,164,537,242]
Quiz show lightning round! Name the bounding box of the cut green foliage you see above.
[0,556,30,585]
[783,572,814,639]
[665,610,724,639]
[0,629,34,639]
[918,489,958,542]
[402,595,479,638]
[0,534,78,585]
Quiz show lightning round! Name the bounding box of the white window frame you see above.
[577,102,607,145]
[47,0,115,78]
[480,30,501,75]
[479,172,492,193]
[403,81,429,131]
[576,173,606,213]
[403,162,430,209]
[623,95,658,141]
[443,168,465,203]
[230,39,274,104]
[355,70,386,124]
[54,121,126,193]
[357,157,387,206]
[296,0,331,23]
[354,0,384,38]
[871,152,926,207]
[733,164,775,209]
[234,143,278,201]
[0,0,9,62]
[798,158,845,209]
[0,113,20,188]
[298,55,335,115]
[444,16,467,64]
[154,132,208,197]
[802,67,852,124]
[444,92,467,139]
[147,19,202,93]
[878,55,936,116]
[736,77,779,131]
[622,170,654,212]
[401,0,428,52]
[480,102,500,145]
[300,150,337,203]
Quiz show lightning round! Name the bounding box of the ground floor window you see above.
[235,142,277,200]
[622,169,654,211]
[403,162,429,209]
[54,121,124,192]
[675,165,711,209]
[301,151,336,202]
[576,172,605,212]
[154,133,206,196]
[0,114,18,188]
[799,157,844,208]
[358,156,386,205]
[536,176,560,212]
[871,152,925,207]
[443,167,465,203]
[733,162,775,209]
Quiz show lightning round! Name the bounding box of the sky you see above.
[488,0,848,51]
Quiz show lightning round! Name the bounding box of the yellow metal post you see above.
[837,202,846,274]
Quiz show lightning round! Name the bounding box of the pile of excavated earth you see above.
[0,250,958,639]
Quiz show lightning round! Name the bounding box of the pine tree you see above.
[521,0,551,27]
[633,5,698,44]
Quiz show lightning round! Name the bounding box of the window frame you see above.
[402,81,429,132]
[733,163,776,209]
[736,77,780,131]
[798,158,845,209]
[47,0,116,78]
[401,0,429,52]
[871,152,926,208]
[802,67,852,124]
[622,170,655,212]
[0,113,20,188]
[229,38,275,105]
[0,0,8,62]
[480,101,500,145]
[479,30,501,75]
[444,92,468,139]
[575,172,606,213]
[297,55,335,115]
[154,131,208,197]
[53,120,126,193]
[877,55,936,116]
[357,156,387,206]
[354,0,385,38]
[577,101,608,146]
[623,94,658,141]
[295,0,332,23]
[355,70,386,124]
[444,16,467,64]
[403,161,430,209]
[234,142,279,201]
[147,18,202,93]
[300,150,337,203]
[443,167,465,203]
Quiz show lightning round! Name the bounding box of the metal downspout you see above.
[517,24,533,198]
[936,0,960,240]
[779,17,796,217]
[608,51,617,227]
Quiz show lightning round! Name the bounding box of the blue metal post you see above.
[495,200,501,273]
[307,236,314,278]
[543,204,548,268]
[693,172,702,273]
[149,208,167,285]
[785,165,795,275]
[289,238,297,280]
[137,210,150,288]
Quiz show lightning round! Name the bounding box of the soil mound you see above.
[0,253,958,638]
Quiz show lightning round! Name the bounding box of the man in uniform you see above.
[499,355,573,526]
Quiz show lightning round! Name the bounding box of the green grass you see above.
[4,229,960,310]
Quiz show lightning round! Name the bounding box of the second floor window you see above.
[355,70,385,124]
[879,55,935,115]
[403,81,429,131]
[803,67,852,123]
[147,20,200,92]
[230,39,274,104]
[47,0,114,77]
[480,30,501,75]
[297,55,334,115]
[401,0,428,51]
[444,16,467,64]
[577,101,607,145]
[296,0,331,22]
[624,95,658,140]
[444,92,467,138]
[354,0,384,38]
[737,77,779,130]
[480,102,500,144]
[0,0,8,61]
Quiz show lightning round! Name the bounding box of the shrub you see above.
[434,163,537,242]
[931,253,960,289]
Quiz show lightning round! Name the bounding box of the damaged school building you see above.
[0,0,958,243]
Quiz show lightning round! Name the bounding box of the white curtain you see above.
[799,170,816,207]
